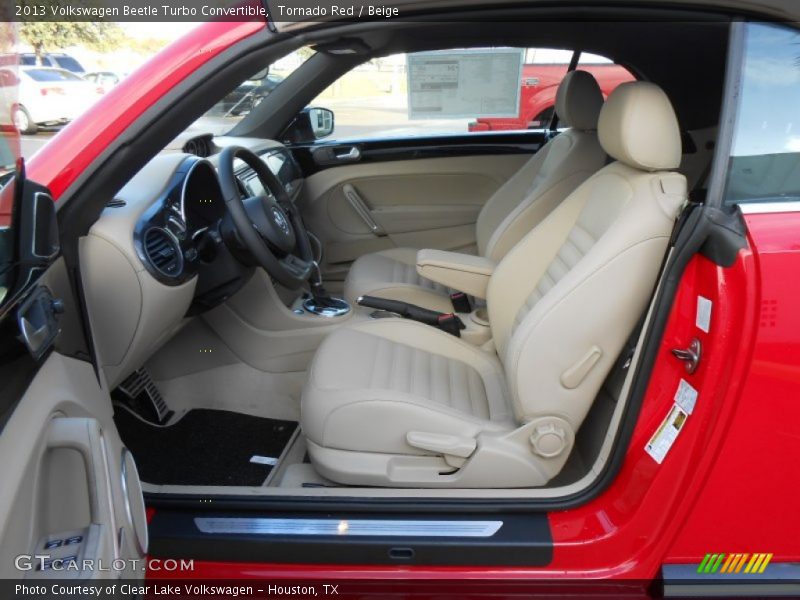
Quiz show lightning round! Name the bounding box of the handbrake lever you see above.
[357,295,465,337]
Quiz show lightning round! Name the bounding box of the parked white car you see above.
[83,71,127,94]
[0,66,103,134]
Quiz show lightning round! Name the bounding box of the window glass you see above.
[52,55,84,73]
[311,47,634,141]
[724,23,800,205]
[0,28,17,307]
[24,68,83,82]
[185,48,313,141]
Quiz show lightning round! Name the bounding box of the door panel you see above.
[0,271,148,580]
[300,152,532,282]
[0,174,146,581]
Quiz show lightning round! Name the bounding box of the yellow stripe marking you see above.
[751,554,766,573]
[744,554,759,573]
[758,553,773,574]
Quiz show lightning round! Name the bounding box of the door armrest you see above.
[416,250,496,299]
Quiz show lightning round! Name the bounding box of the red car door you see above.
[655,21,800,595]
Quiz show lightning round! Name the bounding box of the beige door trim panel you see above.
[0,354,147,580]
[301,155,530,275]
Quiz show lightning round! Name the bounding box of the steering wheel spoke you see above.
[217,146,314,290]
[280,255,313,281]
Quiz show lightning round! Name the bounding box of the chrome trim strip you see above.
[179,157,201,222]
[738,201,800,215]
[121,448,148,556]
[195,518,502,538]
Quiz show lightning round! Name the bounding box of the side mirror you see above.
[281,107,335,145]
[308,107,334,139]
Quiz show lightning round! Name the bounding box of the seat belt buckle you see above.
[437,313,465,337]
[450,291,472,313]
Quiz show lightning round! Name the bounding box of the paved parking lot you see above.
[19,104,472,162]
[21,132,55,158]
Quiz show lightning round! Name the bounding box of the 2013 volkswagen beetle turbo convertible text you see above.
[0,0,799,597]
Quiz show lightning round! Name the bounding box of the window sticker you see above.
[407,48,525,119]
[645,405,689,464]
[674,378,698,415]
[697,295,712,333]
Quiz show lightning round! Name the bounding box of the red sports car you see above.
[1,1,799,598]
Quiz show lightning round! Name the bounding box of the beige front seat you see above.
[344,70,608,313]
[302,82,687,488]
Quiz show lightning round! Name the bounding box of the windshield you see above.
[179,48,314,144]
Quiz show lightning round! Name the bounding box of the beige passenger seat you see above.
[344,70,609,313]
[301,81,687,488]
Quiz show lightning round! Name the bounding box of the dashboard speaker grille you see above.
[143,227,183,278]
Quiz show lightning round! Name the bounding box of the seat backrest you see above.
[475,70,607,262]
[487,81,687,433]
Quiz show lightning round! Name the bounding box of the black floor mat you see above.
[114,407,297,486]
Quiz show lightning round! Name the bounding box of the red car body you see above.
[469,63,635,132]
[6,11,799,595]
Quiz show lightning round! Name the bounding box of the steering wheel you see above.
[218,146,313,289]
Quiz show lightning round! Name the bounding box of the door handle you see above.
[671,338,702,374]
[343,184,386,236]
[17,286,63,360]
[334,146,361,162]
[46,418,111,528]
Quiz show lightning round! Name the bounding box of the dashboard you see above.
[82,137,304,388]
[131,139,303,290]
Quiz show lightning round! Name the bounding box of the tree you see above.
[20,22,123,64]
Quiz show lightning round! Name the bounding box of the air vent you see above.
[143,227,183,278]
[183,137,211,158]
[107,199,126,208]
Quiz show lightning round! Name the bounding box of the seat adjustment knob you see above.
[530,423,568,458]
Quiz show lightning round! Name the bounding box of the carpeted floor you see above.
[114,407,297,486]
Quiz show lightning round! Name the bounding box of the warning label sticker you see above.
[674,378,698,415]
[696,296,712,333]
[645,404,689,464]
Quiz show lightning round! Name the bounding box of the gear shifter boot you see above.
[304,261,351,317]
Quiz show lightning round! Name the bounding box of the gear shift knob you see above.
[309,260,326,296]
[310,260,323,285]
[303,260,351,317]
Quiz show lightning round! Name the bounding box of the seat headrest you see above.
[555,70,604,131]
[598,81,681,171]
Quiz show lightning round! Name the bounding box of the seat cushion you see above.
[301,319,514,456]
[343,247,456,313]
